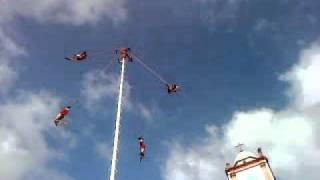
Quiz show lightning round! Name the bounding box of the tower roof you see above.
[225,148,276,180]
[234,150,257,166]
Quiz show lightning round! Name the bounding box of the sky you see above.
[0,0,320,180]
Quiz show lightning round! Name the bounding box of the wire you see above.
[132,54,169,85]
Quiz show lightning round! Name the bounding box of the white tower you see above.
[225,147,276,180]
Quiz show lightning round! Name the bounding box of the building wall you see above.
[235,165,267,180]
[260,162,275,180]
[227,162,275,180]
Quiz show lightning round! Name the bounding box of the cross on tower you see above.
[235,143,245,152]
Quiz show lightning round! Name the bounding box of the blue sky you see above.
[1,0,320,180]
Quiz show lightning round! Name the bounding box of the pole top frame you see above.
[115,47,133,63]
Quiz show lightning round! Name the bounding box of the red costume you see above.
[116,48,133,62]
[167,84,179,94]
[139,137,146,162]
[65,51,88,61]
[54,106,71,126]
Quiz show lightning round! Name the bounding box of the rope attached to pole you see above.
[89,49,110,56]
[101,59,115,73]
[132,54,169,85]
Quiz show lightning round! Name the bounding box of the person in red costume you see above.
[54,106,71,126]
[138,137,146,162]
[167,84,179,94]
[65,51,88,61]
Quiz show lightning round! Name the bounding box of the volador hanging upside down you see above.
[138,137,146,162]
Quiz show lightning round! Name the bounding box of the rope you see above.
[92,59,116,85]
[132,54,169,85]
[69,99,78,107]
[100,59,115,74]
[88,48,109,55]
[90,49,110,56]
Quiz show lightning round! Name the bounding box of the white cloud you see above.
[0,4,78,179]
[163,41,320,180]
[280,42,320,108]
[0,0,127,25]
[138,103,153,122]
[195,0,244,4]
[136,102,158,123]
[193,0,248,31]
[96,141,112,161]
[163,127,229,180]
[81,69,159,123]
[0,11,75,179]
[0,28,26,94]
[0,29,26,57]
[253,18,276,32]
[224,109,315,170]
[81,70,131,110]
[0,63,17,94]
[0,91,74,180]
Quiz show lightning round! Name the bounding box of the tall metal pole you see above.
[109,58,126,180]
